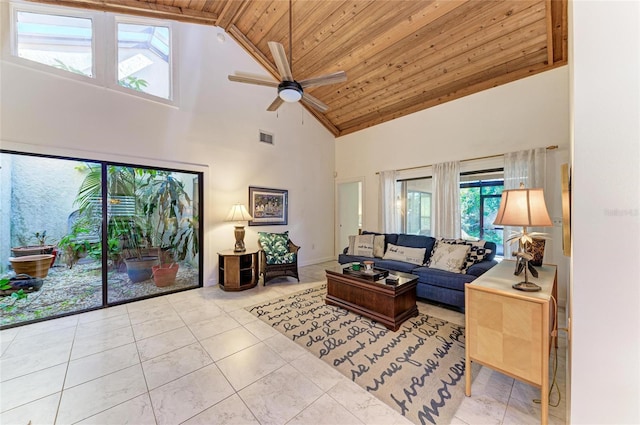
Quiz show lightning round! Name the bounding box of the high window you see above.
[15,10,94,77]
[9,3,175,102]
[117,21,171,99]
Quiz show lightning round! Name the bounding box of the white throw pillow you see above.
[350,234,374,257]
[382,243,427,265]
[428,243,471,273]
[347,235,356,255]
[373,235,386,258]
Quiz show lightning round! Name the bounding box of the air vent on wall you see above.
[259,130,274,145]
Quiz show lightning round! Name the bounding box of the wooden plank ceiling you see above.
[28,0,568,136]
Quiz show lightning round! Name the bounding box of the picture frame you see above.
[248,186,288,226]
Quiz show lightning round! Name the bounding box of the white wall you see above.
[0,2,336,285]
[335,66,571,305]
[570,0,640,423]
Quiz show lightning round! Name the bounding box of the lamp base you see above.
[512,281,542,292]
[234,225,246,252]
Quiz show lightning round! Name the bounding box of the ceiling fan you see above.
[227,0,346,113]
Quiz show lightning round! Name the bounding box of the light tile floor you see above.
[0,261,567,425]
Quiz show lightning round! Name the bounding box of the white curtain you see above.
[502,148,547,257]
[379,170,398,233]
[433,161,461,238]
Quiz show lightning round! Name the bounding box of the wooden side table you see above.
[465,260,558,425]
[218,249,258,291]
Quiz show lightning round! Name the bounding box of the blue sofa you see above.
[338,232,498,311]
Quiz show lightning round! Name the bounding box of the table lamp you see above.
[493,183,553,291]
[225,203,254,252]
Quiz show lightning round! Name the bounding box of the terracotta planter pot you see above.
[9,254,55,278]
[124,256,159,283]
[152,263,179,287]
[11,245,55,257]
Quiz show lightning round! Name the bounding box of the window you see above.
[10,3,175,103]
[398,178,432,235]
[14,10,94,77]
[460,171,504,255]
[117,22,171,99]
[0,151,203,328]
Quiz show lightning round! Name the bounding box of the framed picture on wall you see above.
[248,186,288,226]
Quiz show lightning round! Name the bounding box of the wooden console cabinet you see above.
[465,260,557,425]
[218,250,258,291]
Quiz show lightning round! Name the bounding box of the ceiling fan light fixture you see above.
[278,81,303,102]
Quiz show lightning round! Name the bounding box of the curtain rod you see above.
[375,145,558,175]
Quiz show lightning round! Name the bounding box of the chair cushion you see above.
[259,231,295,264]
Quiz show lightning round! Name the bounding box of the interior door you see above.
[336,179,363,256]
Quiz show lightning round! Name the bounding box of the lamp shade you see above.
[493,187,552,227]
[225,204,253,222]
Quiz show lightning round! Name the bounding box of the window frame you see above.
[108,14,178,104]
[8,2,97,83]
[6,1,178,106]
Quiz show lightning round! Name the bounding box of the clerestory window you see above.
[14,9,94,77]
[9,2,175,103]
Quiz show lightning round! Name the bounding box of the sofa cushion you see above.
[428,243,470,273]
[383,243,426,265]
[466,260,498,277]
[347,234,374,257]
[374,259,419,273]
[413,266,476,291]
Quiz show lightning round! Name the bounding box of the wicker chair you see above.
[257,234,300,285]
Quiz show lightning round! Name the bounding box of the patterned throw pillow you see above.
[427,243,471,273]
[461,246,492,273]
[382,243,427,265]
[258,231,295,264]
[428,238,490,273]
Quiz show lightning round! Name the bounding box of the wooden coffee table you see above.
[325,265,419,331]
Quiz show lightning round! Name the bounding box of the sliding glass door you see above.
[1,152,202,328]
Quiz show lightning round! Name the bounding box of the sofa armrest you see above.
[466,260,498,277]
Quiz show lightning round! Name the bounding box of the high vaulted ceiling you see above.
[28,0,568,136]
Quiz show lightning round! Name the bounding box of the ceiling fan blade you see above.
[268,41,293,81]
[299,71,347,89]
[228,74,279,88]
[267,96,285,112]
[301,92,329,113]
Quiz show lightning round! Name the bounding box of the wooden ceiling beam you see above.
[545,0,554,65]
[216,0,250,30]
[26,0,219,24]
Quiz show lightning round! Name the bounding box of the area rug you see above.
[246,284,474,425]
